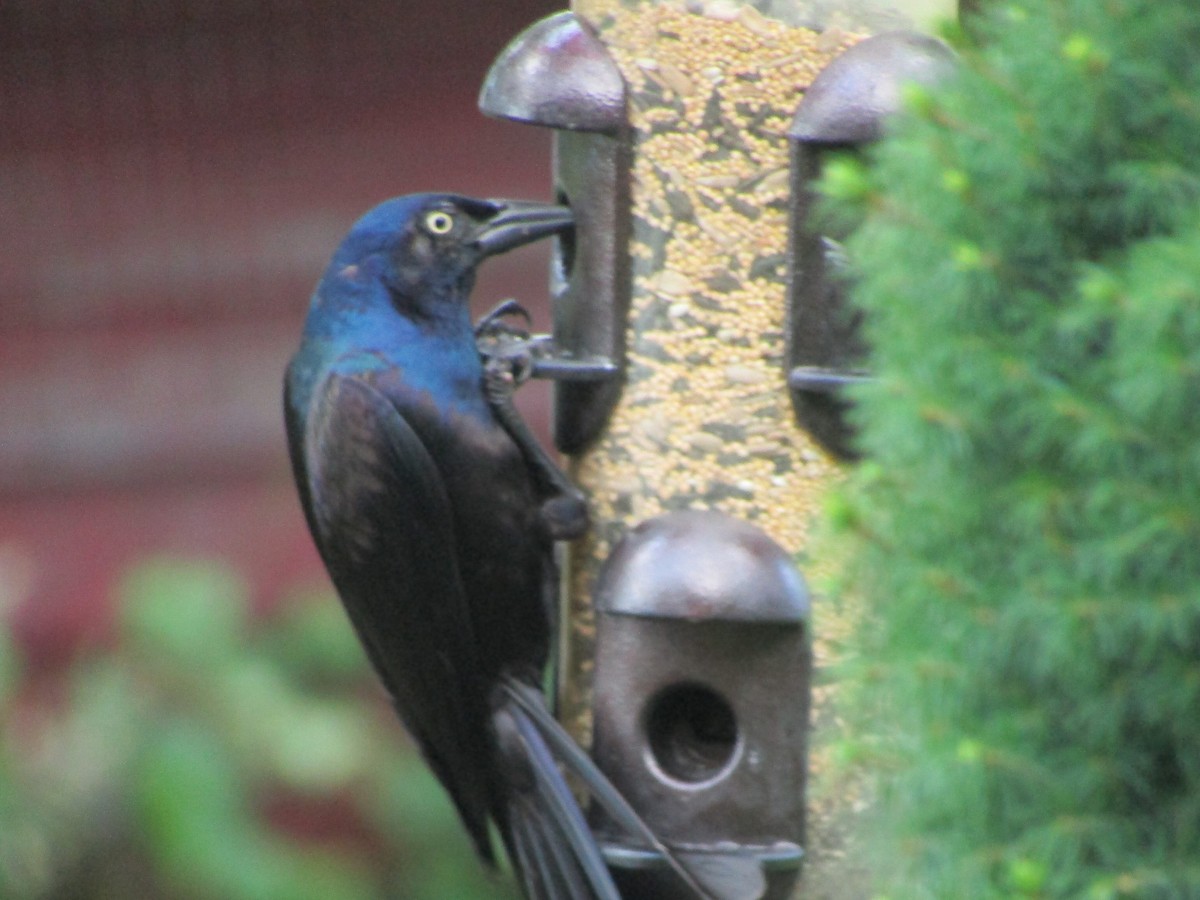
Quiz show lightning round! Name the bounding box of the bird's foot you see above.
[474,298,531,340]
[476,300,553,389]
[482,347,530,400]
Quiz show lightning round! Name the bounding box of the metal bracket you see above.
[480,11,632,454]
[786,31,956,460]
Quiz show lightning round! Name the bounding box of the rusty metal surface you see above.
[480,11,633,453]
[479,10,626,132]
[595,510,809,623]
[549,124,633,453]
[786,30,956,459]
[590,511,811,899]
[788,30,957,144]
[785,142,869,460]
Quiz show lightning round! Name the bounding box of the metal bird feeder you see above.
[590,510,811,899]
[480,2,956,896]
[787,29,956,459]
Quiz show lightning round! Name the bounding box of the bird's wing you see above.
[297,370,496,861]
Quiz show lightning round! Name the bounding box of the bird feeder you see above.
[479,1,957,895]
[590,510,811,899]
[786,29,956,459]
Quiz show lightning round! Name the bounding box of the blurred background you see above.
[0,1,560,896]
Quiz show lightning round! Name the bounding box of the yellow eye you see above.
[424,210,455,235]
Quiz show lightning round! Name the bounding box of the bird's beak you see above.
[473,200,574,258]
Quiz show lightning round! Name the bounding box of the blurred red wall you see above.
[0,0,561,671]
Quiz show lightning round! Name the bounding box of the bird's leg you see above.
[475,300,588,539]
[482,351,589,542]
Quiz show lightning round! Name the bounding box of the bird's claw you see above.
[479,332,552,391]
[483,354,521,404]
[474,299,532,340]
[476,299,549,389]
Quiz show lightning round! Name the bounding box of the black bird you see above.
[284,194,720,899]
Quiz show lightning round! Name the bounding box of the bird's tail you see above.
[491,698,619,900]
[492,677,763,900]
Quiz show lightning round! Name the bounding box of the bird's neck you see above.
[305,289,490,420]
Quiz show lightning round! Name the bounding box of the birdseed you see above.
[552,3,875,893]
[561,0,855,721]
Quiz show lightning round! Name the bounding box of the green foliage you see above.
[823,1,1200,896]
[0,558,517,900]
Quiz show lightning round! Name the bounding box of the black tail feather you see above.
[499,678,731,900]
[509,705,622,899]
[508,800,556,900]
[516,793,593,900]
[496,678,769,900]
[492,698,621,900]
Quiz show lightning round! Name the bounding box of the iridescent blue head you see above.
[314,193,572,328]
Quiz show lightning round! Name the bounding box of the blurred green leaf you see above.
[268,701,373,792]
[368,752,518,900]
[134,720,247,869]
[119,560,249,668]
[0,625,19,711]
[1,555,519,899]
[216,657,297,755]
[260,589,368,682]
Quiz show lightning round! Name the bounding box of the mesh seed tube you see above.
[561,0,952,737]
[549,0,954,893]
[559,0,844,740]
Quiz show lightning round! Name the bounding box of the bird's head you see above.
[323,194,572,321]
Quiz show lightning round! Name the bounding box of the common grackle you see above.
[283,194,723,899]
